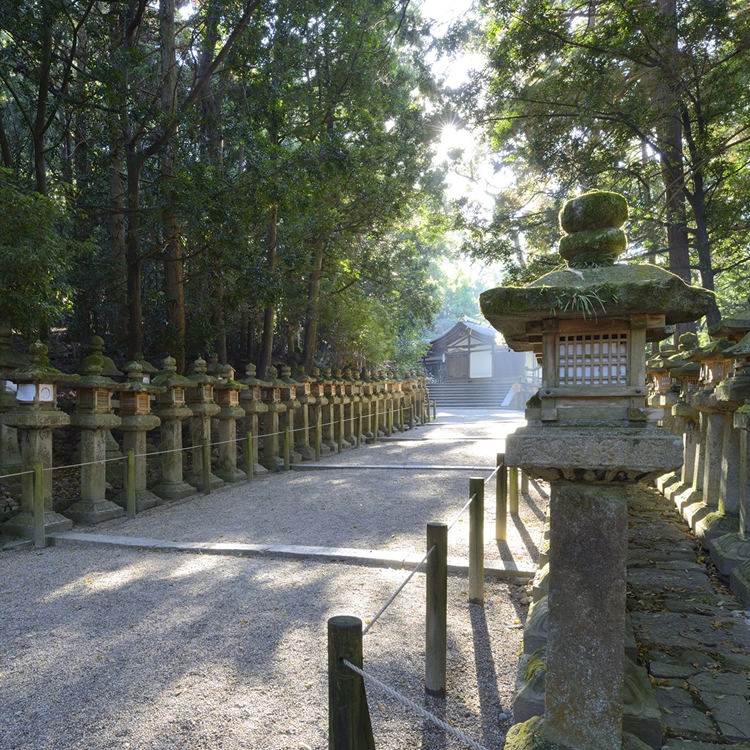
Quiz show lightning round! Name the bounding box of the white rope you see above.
[484,465,500,484]
[341,659,491,750]
[447,492,477,532]
[362,545,435,636]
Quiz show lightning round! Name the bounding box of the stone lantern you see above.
[64,354,125,525]
[290,364,317,460]
[238,363,269,475]
[341,366,360,446]
[132,352,158,384]
[113,362,164,512]
[213,365,247,483]
[1,341,79,538]
[0,325,29,477]
[307,366,331,457]
[481,191,711,750]
[277,364,303,462]
[359,368,375,441]
[709,329,750,599]
[185,357,223,492]
[151,356,197,500]
[321,367,340,452]
[646,342,679,432]
[258,366,287,472]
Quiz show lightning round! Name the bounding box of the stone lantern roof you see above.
[238,362,270,388]
[9,341,79,386]
[480,191,713,353]
[76,354,120,390]
[708,304,750,342]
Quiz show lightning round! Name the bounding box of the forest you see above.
[1,0,749,376]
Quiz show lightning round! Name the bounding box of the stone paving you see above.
[627,485,750,748]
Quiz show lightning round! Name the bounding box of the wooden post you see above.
[203,438,212,495]
[32,461,45,549]
[425,522,448,697]
[469,477,484,605]
[496,453,507,541]
[126,449,136,519]
[372,401,379,442]
[356,411,362,448]
[338,410,345,454]
[408,404,414,430]
[432,399,436,420]
[315,418,322,461]
[509,467,519,515]
[328,615,375,750]
[399,402,404,433]
[283,425,291,471]
[244,434,253,482]
[521,470,529,494]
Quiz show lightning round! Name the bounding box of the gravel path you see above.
[0,409,547,750]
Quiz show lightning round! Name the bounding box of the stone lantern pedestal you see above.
[185,358,223,491]
[481,191,711,750]
[113,362,164,512]
[151,357,196,500]
[214,366,247,483]
[1,342,79,538]
[64,355,125,525]
[238,364,269,475]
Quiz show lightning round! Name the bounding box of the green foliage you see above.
[0,171,73,333]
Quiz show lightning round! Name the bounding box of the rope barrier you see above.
[362,544,435,636]
[484,465,500,484]
[447,491,477,532]
[49,455,128,472]
[0,469,34,480]
[341,659,491,750]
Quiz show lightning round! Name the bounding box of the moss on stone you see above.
[559,227,627,263]
[504,717,651,750]
[559,190,629,233]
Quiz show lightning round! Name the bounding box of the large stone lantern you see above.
[185,357,223,492]
[151,356,196,500]
[480,191,711,750]
[238,363,269,475]
[1,341,79,538]
[213,365,247,483]
[113,362,165,512]
[64,354,125,525]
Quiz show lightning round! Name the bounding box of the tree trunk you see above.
[301,237,325,372]
[125,149,145,357]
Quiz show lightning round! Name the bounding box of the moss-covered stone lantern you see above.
[0,325,29,477]
[258,365,287,472]
[113,362,165,512]
[64,354,125,525]
[307,366,331,457]
[238,363,269,475]
[185,357,223,492]
[213,365,247,483]
[481,191,711,750]
[151,356,197,500]
[1,341,79,538]
[290,364,316,460]
[277,364,303,463]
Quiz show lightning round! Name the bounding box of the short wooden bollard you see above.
[372,402,379,442]
[328,616,375,750]
[509,466,519,515]
[126,450,137,519]
[469,477,484,605]
[244,434,254,482]
[426,523,448,697]
[495,453,507,542]
[32,461,45,549]
[399,402,404,433]
[283,426,291,471]
[202,438,212,495]
[338,411,345,453]
[521,470,529,494]
[408,404,414,430]
[432,400,436,420]
[356,412,362,447]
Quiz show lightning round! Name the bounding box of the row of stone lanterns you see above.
[649,303,750,607]
[0,343,431,539]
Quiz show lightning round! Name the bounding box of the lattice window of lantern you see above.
[557,332,629,386]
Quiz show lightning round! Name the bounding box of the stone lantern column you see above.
[331,368,353,448]
[113,362,164,512]
[185,358,223,492]
[213,365,247,483]
[258,370,286,472]
[646,342,680,434]
[1,341,79,538]
[291,364,316,460]
[482,191,710,750]
[277,365,303,462]
[64,355,125,525]
[238,363,269,475]
[342,367,359,446]
[151,357,196,500]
